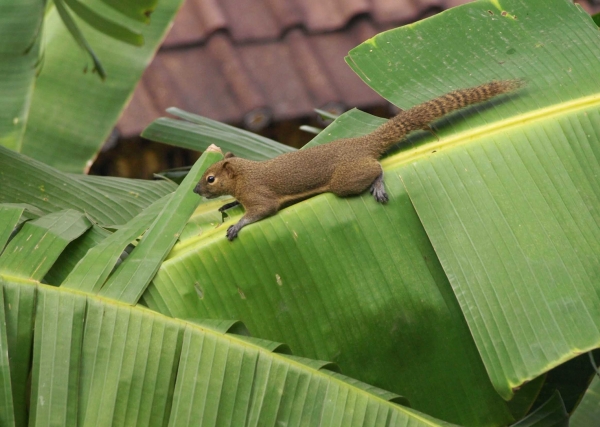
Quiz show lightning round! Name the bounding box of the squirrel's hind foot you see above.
[370,173,388,204]
[370,186,389,203]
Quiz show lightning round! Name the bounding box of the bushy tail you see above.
[369,79,524,155]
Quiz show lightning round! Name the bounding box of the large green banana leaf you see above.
[346,0,600,401]
[0,0,184,172]
[142,107,296,161]
[0,145,175,225]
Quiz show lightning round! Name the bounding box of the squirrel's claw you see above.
[371,188,389,204]
[369,174,388,204]
[226,225,239,241]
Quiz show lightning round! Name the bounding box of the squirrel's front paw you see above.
[226,225,239,241]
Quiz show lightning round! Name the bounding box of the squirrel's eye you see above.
[207,176,215,184]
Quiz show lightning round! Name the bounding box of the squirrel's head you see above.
[194,152,238,199]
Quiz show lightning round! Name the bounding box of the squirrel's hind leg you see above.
[369,171,388,204]
[329,160,384,200]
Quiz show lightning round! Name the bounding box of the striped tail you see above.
[369,79,524,155]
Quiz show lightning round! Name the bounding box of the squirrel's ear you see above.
[222,160,236,178]
[224,152,236,159]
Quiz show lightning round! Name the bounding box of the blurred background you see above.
[91,0,600,178]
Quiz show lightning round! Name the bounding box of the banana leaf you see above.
[99,0,158,24]
[141,108,296,162]
[44,224,112,286]
[0,274,461,427]
[511,391,567,427]
[0,206,24,251]
[346,0,600,400]
[70,174,177,211]
[570,375,600,426]
[0,145,171,226]
[99,149,222,303]
[0,209,91,280]
[13,0,185,172]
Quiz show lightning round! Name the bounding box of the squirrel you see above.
[194,80,523,240]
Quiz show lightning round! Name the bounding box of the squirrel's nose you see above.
[193,183,202,195]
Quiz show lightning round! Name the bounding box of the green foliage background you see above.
[0,0,599,426]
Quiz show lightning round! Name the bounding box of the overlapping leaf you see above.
[511,391,567,427]
[0,209,90,280]
[71,174,177,213]
[0,206,23,251]
[0,145,170,225]
[60,196,167,292]
[99,149,222,303]
[0,277,462,427]
[570,376,600,426]
[142,108,296,162]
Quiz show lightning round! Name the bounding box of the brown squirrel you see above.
[194,80,523,240]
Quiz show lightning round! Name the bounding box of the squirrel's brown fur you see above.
[194,79,523,240]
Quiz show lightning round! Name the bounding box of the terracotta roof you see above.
[161,0,434,46]
[117,0,600,138]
